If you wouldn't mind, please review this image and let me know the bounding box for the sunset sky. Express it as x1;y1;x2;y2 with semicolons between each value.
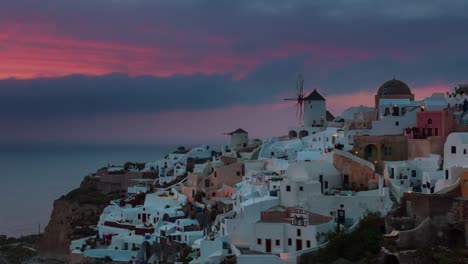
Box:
1;0;468;144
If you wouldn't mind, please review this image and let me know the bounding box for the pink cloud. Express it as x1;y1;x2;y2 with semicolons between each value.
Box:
0;22;259;79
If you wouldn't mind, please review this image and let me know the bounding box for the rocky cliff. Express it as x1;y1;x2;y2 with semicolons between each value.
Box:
38;176;121;259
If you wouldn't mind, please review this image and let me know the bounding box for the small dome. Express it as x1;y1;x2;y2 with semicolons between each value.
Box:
377;79;412;96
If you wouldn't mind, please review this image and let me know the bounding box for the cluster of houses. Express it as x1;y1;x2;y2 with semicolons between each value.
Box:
69;79;468;263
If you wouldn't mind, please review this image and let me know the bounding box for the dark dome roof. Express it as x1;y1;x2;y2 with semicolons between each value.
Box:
377;79;412;96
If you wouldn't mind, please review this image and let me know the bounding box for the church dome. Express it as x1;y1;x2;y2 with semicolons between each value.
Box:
377;79;412;96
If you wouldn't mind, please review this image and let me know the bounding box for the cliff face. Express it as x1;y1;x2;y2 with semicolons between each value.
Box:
39;176;121;258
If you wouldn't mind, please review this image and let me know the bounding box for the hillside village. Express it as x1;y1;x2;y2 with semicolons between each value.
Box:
57;79;468;264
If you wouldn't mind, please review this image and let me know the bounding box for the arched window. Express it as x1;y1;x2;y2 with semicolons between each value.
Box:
428;118;432;125
401;107;407;115
384;107;390;116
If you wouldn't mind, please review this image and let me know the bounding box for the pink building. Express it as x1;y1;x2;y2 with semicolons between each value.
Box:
411;109;455;138
405;109;456;158
182;161;245;203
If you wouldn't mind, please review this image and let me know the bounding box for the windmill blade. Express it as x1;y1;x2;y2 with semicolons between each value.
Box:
284;98;299;101
296;75;300;96
299;101;304;125
296;102;300;119
299;74;305;99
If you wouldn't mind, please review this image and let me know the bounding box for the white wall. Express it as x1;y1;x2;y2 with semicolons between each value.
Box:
371;110;417;135
224;197;280;247
444;133;468;170
231;133;249;150
251;220;334;255
280;187;392;223
304;100;326;127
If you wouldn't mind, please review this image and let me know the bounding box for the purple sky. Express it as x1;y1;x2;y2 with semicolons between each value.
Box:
1;0;467;144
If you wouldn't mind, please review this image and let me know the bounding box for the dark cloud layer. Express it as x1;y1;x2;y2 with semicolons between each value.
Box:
0;58;303;119
1;0;468;142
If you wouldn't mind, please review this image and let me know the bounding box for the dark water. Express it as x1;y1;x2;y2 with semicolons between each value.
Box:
0;143;179;237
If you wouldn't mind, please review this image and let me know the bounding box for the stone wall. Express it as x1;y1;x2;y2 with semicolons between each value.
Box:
333;152;378;190
390;188;468;248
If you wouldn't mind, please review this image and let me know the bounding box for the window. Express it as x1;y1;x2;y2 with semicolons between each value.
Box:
288;238;292;246
297;229;301;237
384;107;390;116
395;121;399;126
325;181;329;189
205;179;210;188
307;240;311;248
464;149;467;155
286;185;291;192
299;186;303;191
276;240;280;246
212;192;216;197
435;128;439;136
428;118;432;124
428;128;432;136
138;214;141;220
257;238;261;245
236;171;241;176
452;146;457;154
446;170;449;180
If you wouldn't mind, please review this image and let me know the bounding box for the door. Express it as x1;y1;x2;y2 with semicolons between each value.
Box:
142;213;147;223
343;175;349;190
319;175;324;194
296;239;302;251
337;209;345;224
266;239;271;253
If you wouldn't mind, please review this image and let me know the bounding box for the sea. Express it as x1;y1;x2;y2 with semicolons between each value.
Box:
0;143;183;238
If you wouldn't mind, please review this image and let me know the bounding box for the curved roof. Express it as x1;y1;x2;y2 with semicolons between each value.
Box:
377;79;412;96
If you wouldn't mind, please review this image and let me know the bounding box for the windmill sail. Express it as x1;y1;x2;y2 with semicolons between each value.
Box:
284;74;305;125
